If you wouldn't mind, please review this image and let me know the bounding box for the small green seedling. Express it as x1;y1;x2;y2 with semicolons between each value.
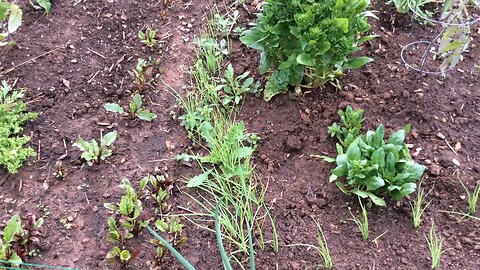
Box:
104;93;157;122
349;199;369;240
0;214;44;266
106;246;132;264
29;0;52;13
327;106;364;147
460;180;480;215
0;2;22;46
425;221;446;269
140;175;172;214
410;180;431;228
132;58;153;92
73;130;117;165
217;63;260;106
138;27;158;50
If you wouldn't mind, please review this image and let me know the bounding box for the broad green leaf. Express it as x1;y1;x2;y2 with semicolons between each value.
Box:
329;174;338;182
36;0;52;13
347;143;361;160
367;193;386;206
3;215;21;243
187;171;210;188
238;146;254;159
371;148;385;168
136;109;157;121
0;2;10;20
357;35;377;44
351;189;369;198
104;203;117;212
279;53;297;69
259;52;272;74
155;219;169;232
400;182;417;196
106;246;121;259
72;138;90;152
101;131;117;147
296;53;315;66
364;176;385;191
8;252;22;265
344;57;373;69
331;164;348;177
132;93;143;109
372;124;384;148
8;5;22;33
388;129;405;145
104;103;124;114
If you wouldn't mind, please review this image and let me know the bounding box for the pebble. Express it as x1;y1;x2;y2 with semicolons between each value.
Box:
82;238;90;243
428;164;442;176
285;135;303;152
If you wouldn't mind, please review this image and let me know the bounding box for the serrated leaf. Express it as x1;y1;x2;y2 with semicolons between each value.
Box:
187;171;210;188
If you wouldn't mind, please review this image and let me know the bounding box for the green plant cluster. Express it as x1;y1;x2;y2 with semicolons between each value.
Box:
240;0;376;101
322;107;425;206
0;214;44;267
72;131;117;166
104;93;157;122
0;81;37;174
0;1;22;46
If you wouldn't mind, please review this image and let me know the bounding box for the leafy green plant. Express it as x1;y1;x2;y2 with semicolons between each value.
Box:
410;180;431;228
389;0;434;22
29;0;52;13
240;0;376;101
327;125;425;206
0;214;44;267
349;199;369;240
327;106;364;147
460;179;480;215
0;1;22;46
425;221;446;269
132;58;154;92
217;63;260;106
138;27;158;50
139;175;173;216
104;93;157;122
0;81;37;173
72;130;117;165
104;180;148;264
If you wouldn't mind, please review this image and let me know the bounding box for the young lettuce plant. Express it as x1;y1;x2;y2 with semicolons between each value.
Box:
240;0;376;101
104;93;157;122
0;2;22;46
73;130;117;165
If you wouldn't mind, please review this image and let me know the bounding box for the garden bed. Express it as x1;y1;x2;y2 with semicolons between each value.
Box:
1;0;479;269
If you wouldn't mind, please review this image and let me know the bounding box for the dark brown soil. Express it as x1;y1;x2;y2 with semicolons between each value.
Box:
1;1;479;270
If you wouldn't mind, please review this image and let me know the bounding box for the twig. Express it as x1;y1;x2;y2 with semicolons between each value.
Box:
87;48;106;59
444;139;458;156
87;70;101;84
0;41;70;75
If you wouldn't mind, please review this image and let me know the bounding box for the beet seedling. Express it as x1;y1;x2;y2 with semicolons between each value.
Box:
138;27;158;50
139;175;173;214
132;58;155;92
104;93;157;122
0;2;22;46
72;130;117;166
29;0;52;13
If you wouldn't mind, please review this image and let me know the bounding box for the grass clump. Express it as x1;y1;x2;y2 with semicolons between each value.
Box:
349;199;369;240
460;179;480;215
410;180;431;228
425;221;446;269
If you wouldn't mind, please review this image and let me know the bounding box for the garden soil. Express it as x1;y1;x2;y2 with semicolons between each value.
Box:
0;1;479;269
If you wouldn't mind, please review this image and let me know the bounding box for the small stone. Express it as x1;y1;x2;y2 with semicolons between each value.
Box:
71;59;78;63
82;238;90;243
93;206;99;212
474;245;480;250
437;133;446;140
428;164;442;176
165;140;175;150
454;142;462;151
452;158;460;166
66;216;74;222
285;135;303;152
4;198;12;204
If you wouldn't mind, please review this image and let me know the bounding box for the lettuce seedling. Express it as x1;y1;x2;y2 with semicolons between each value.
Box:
327;124;425;206
0;81;37;173
104;93;157;122
73;130;117;165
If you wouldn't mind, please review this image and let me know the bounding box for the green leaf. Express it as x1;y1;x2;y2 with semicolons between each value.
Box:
72;138;90;152
136;109;157;121
3;215;21;243
367;193;386;206
155;219;169;232
104;103;124;114
347;143;361;160
335;182;350;194
119;249;131;263
331;164;348;177
106;246;121;259
372;124;385;147
351;189;369;198
101;131;117;147
388;129;405;145
0;3;10;20
371;148;385;168
36;0;52;13
8;252;22;265
187;171;210;188
8;5;22;33
296;53;315;66
331;18;349;33
344;57;373;69
364;176;385;191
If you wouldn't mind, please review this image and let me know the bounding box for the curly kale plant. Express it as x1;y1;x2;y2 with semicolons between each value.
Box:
0;81;37;173
240;0;376;101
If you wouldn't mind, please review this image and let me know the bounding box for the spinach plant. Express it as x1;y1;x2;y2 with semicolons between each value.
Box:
240;0;376;101
104;180;148;265
0;81;37;173
104;93;157;122
72;130;117;165
138;27;158;50
0;1;22;46
217;63;260;106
